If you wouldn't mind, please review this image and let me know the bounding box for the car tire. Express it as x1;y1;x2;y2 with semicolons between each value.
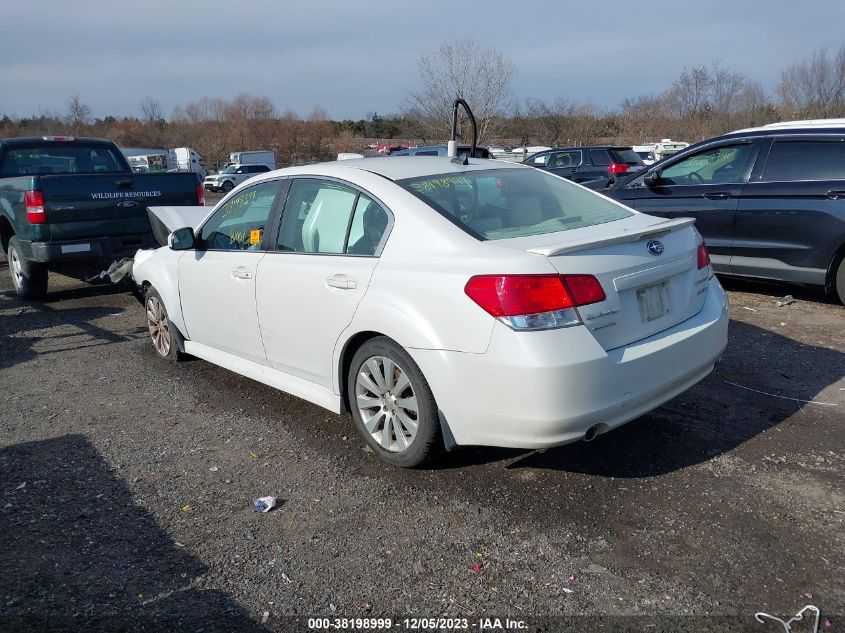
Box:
7;236;48;299
144;286;184;362
347;336;443;468
221;181;234;192
835;255;845;306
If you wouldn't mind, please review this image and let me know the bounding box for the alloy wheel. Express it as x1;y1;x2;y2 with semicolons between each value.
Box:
355;355;419;452
9;245;23;290
146;295;172;357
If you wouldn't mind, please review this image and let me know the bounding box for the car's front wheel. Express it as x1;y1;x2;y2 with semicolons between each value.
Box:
145;287;184;361
221;181;234;192
347;337;442;467
835;255;845;305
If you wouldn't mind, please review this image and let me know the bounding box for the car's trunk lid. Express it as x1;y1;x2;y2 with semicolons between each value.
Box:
492;215;709;351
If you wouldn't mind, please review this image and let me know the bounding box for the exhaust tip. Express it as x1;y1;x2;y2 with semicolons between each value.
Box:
583;425;600;442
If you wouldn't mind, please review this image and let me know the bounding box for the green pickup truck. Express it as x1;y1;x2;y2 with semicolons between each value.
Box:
0;136;204;298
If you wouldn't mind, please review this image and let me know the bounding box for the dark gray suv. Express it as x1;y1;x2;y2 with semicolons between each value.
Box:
604;121;845;304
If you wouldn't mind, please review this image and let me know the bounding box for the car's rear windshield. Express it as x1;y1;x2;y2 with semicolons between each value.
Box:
611;148;643;165
1;143;126;176
397;168;632;240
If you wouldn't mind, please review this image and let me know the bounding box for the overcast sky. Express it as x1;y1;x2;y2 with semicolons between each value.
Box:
2;1;844;121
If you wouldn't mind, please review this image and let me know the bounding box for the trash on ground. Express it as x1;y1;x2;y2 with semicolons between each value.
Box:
261;611;270;624
209;466;219;472
742;306;758;312
776;294;795;307
723;381;839;407
568;574;577;582
562;587;574;594
254;496;277;513
85;257;134;283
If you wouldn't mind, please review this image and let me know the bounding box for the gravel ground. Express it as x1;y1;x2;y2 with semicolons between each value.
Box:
1;255;843;632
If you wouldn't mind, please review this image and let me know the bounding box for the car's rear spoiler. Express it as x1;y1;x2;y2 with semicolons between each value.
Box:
526;217;696;257
147;205;208;247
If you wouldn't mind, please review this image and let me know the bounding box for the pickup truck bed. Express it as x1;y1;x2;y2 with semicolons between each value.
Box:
0;137;203;298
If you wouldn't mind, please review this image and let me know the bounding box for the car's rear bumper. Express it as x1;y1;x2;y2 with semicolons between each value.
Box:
409;278;729;449
21;233;158;265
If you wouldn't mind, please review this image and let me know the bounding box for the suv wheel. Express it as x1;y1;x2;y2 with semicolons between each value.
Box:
221;181;234;192
347;337;443;468
835;256;845;305
7;236;48;299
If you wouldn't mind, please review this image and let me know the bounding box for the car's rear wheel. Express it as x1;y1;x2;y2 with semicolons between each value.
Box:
347;337;442;468
221;181;234;192
145;287;183;361
8;236;48;299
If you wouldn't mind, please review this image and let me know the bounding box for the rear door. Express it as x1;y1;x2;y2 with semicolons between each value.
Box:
733;134;845;284
256;178;392;388
613;139;762;273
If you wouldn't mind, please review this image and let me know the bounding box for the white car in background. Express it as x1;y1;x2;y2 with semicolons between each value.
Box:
134;157;728;467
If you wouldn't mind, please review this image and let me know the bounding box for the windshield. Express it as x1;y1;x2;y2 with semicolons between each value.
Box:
397;168;632;240
1;144;126;176
221;165;238;174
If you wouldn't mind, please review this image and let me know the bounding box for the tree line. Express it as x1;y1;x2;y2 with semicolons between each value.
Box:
2;44;843;169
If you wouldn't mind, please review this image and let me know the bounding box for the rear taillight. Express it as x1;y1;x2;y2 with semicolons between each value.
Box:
196;183;205;206
464;274;605;331
607;163;629;175
697;241;711;270
25;190;46;224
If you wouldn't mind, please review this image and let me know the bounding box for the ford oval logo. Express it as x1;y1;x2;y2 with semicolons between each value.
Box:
117;200;139;208
647;240;664;256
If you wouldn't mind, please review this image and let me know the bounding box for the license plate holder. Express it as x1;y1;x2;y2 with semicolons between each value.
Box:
637;282;670;322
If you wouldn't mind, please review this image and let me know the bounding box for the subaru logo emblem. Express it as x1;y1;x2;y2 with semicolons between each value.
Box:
647;240;664;256
117;200;139;208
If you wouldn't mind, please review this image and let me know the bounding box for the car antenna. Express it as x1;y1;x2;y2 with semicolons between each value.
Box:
448;98;477;165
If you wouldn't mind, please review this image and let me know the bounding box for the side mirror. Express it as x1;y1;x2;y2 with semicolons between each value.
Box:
644;170;661;187
168;227;196;250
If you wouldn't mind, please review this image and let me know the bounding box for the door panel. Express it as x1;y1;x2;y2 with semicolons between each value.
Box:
616;140;762;273
178;250;267;362
256;254;378;387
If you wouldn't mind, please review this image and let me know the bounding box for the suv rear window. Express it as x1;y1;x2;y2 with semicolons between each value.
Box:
1;144;125;176
762;141;845;181
398;168;632;240
610;148;644;165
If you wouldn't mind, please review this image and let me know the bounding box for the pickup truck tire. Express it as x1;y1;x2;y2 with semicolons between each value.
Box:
221;181;234;192
145;286;184;362
7;236;48;299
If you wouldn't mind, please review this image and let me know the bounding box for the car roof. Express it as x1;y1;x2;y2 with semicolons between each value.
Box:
730;118;845;135
261;156;526;181
0;136;114;146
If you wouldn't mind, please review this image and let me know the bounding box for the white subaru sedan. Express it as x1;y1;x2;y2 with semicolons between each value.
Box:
134;157;728;467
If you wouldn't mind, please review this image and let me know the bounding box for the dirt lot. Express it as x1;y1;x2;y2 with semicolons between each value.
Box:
1;257;843;632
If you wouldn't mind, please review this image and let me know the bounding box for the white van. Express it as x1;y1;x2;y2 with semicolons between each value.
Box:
228;151;275;170
168;147;207;178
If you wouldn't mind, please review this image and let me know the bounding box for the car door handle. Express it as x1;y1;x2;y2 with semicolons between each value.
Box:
826;190;845;200
231;267;253;280
702;192;730;200
326;274;357;290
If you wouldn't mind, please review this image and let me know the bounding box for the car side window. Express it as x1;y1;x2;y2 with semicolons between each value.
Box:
415;150;438;156
530;153;550;166
276;179;358;254
590;149;611;166
199;180;281;251
761;141;845;181
346;194;390;256
659;144;754;185
550;151;580;168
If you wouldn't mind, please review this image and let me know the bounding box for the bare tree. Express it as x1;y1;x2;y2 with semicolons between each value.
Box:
140;96;163;124
406;39;515;144
778;46;845;118
65;93;91;130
